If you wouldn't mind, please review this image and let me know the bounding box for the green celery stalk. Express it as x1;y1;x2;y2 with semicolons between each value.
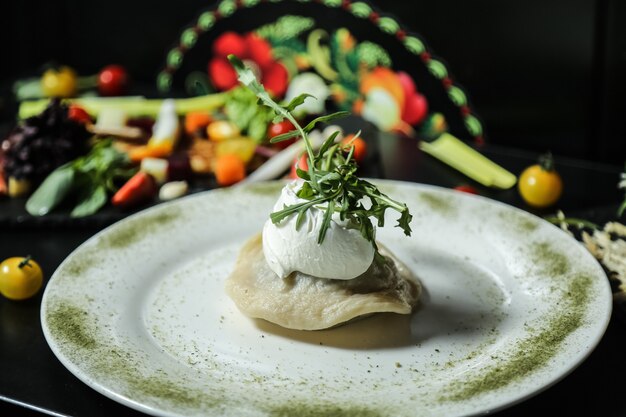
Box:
18;93;227;119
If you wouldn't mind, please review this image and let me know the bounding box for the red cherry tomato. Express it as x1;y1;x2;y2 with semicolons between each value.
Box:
98;65;129;96
67;105;92;124
341;134;367;163
213;32;248;59
402;93;428;125
261;61;289;97
289;153;309;179
268;120;296;149
208;57;239;91
454;185;478;195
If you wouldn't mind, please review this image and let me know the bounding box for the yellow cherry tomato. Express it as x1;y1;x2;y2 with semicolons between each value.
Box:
0;256;44;300
518;154;563;208
41;66;77;98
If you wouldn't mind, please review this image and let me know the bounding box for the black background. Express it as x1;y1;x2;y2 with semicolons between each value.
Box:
1;0;625;162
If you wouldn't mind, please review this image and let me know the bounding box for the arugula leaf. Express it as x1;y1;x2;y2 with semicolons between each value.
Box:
302;111;350;133
269;130;300;144
284;93;316;113
317;131;341;159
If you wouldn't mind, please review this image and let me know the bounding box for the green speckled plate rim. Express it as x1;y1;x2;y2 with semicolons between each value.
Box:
39;180;613;417
156;0;485;143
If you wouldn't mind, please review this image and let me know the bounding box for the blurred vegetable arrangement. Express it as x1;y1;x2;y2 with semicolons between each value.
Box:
2;15;502;217
2;94;366;217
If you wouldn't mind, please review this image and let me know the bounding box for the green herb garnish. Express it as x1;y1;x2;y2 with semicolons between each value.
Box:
26;139;135;217
228;55;412;246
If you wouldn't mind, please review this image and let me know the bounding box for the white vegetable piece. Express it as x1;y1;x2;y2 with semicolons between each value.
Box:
149;99;179;147
140;158;169;184
95;108;127;130
159;181;189;201
237;129;326;185
361;88;400;131
284;73;330;116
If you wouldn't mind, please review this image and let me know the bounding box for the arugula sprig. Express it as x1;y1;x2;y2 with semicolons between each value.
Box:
228;55;412;246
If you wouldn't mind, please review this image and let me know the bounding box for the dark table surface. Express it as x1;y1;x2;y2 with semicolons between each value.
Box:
1;132;625;417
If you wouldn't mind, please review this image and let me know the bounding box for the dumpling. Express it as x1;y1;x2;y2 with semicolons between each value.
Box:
225;234;421;330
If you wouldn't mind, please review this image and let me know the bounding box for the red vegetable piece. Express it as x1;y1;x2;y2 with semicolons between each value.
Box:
208;57;239;91
402;93;428;125
289;153;309;179
67;105;92;124
245;33;273;70
397;71;416;98
454;185;478;195
268;120;296;149
111;172;157;208
341;134;367;163
261;61;289;97
213;32;248;59
98;65;129;96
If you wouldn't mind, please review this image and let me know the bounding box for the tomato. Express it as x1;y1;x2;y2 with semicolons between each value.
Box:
67;104;92;124
41;66;77;98
0;256;43;300
289;153;309;179
518;153;563;208
341;134;367;163
454;185;478;195
267;120;296;149
98;65;129;96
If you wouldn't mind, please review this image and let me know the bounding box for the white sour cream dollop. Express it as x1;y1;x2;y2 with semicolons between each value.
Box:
262;180;375;280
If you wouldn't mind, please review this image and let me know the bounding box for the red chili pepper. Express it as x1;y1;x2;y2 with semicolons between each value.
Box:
68;105;92;124
111;172;157;208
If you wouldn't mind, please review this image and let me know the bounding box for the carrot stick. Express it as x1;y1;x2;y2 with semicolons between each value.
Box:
128;143;174;163
184;111;212;136
214;154;246;186
111;172;157;208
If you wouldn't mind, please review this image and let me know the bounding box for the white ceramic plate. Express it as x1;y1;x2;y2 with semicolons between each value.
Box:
41;181;612;417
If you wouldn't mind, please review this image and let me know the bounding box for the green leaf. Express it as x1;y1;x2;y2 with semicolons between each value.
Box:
302;111;350;133
248;111;271;142
270;130;300;143
296;168;311;181
318;199;335;244
284;93;316;113
296;181;316;199
270;197;324;224
26;166;75;216
317;131;341;158
71;185;108;218
357;42;392;68
295;209;307;231
229;55;283;114
397;205;413;236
